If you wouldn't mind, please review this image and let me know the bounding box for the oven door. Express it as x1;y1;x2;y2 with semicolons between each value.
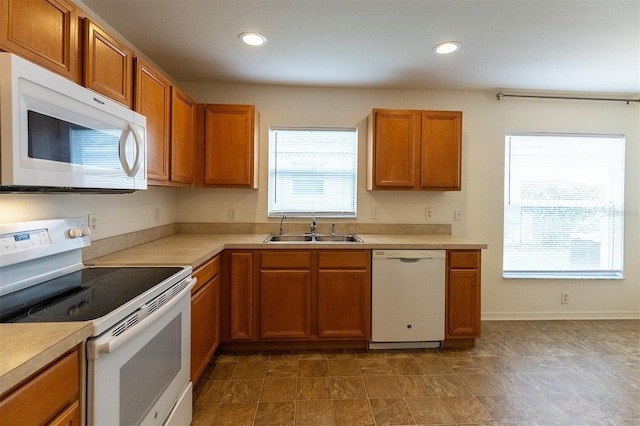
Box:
86;281;193;426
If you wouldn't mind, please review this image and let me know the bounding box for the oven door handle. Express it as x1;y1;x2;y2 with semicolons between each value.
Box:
87;277;196;360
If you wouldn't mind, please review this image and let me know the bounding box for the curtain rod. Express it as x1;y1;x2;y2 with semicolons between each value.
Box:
496;92;640;104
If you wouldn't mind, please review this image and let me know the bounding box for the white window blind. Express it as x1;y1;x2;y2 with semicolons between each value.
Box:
503;133;625;279
268;127;358;218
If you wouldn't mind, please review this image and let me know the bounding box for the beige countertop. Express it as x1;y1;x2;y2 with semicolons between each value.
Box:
86;233;487;269
1;232;486;396
0;322;92;395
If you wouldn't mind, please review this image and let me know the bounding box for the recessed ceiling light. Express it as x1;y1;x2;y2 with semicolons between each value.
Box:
239;32;267;46
433;41;461;54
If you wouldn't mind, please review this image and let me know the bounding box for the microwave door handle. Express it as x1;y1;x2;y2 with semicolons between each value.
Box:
118;123;142;177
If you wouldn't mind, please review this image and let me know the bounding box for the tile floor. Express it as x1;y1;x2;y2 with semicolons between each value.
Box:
192;320;640;425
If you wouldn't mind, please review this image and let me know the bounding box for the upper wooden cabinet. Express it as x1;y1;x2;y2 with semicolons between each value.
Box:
367;109;462;191
170;86;196;184
200;104;259;188
0;0;80;82
134;58;171;182
83;18;134;107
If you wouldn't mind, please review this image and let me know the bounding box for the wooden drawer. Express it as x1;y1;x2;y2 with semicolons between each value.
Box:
318;250;370;269
192;254;221;294
448;250;480;269
0;347;79;425
261;251;311;269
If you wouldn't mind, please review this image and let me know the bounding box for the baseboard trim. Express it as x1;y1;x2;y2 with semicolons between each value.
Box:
481;311;640;321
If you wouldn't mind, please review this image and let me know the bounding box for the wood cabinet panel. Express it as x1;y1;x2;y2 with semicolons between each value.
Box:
368;109;462;191
369;110;419;188
318;251;369;269
420;111;462;190
229;252;255;340
83;18;133;107
170;86;195;184
446;250;481;339
0;347;80;425
191;274;220;383
135;58;171;182
448;250;480;269
49;400;80;426
202;104;258;188
0;0;79;81
260;270;311;339
261;251;311;269
317;270;369;338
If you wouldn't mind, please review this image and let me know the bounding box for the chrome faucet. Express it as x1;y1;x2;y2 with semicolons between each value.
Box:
279;214;287;235
310;217;317;235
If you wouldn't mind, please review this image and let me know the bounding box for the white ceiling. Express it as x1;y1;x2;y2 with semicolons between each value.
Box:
82;0;640;95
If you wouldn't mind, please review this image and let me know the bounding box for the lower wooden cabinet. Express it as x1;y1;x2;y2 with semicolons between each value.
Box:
191;254;221;384
446;250;481;339
317;251;370;339
228;251;256;340
0;346;81;426
223;249;371;345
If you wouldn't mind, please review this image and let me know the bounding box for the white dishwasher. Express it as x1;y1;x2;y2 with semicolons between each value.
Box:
370;249;445;349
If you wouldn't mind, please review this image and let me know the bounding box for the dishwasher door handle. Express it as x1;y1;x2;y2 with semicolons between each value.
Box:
392;257;430;262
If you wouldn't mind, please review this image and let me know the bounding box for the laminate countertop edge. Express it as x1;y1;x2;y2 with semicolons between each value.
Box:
0;322;93;395
85;233;488;269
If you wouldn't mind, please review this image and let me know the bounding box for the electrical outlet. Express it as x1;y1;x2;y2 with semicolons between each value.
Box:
88;214;98;233
228;208;237;222
372;206;379;220
425;207;433;220
153;208;160;223
561;291;569;304
454;209;463;221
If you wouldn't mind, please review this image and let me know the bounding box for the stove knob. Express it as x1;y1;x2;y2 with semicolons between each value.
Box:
68;227;84;238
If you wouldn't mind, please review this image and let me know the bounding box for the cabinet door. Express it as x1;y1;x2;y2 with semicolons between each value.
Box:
191;275;220;383
49;400;80;426
229;252;255;340
420;111;462;190
83;19;133;107
0;0;79;82
134;58;171;182
0;348;79;425
446;251;481;339
317;251;370;340
317;270;369;339
260;270;311;339
369;109;420;189
170;87;195;184
203;104;258;188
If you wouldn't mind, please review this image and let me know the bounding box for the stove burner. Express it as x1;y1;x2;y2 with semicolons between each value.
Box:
28;291;114;320
0;266;185;323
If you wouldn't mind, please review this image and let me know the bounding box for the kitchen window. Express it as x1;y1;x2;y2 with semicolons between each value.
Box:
268;127;358;218
503;133;625;279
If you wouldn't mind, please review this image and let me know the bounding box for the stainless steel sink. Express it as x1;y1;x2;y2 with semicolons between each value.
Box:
263;233;363;243
264;234;313;242
313;234;363;242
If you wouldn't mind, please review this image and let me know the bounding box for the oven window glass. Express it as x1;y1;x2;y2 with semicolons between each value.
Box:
27;110;128;170
119;314;181;425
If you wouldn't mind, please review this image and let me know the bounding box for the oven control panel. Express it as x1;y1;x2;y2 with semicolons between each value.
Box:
0;228;51;255
0;217;91;268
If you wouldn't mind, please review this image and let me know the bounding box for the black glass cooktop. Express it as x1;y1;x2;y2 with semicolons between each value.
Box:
0;267;183;323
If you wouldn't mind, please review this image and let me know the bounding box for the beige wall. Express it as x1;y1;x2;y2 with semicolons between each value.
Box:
180;82;640;320
1;82;638;319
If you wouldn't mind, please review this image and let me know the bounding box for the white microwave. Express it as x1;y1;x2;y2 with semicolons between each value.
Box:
0;53;147;193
